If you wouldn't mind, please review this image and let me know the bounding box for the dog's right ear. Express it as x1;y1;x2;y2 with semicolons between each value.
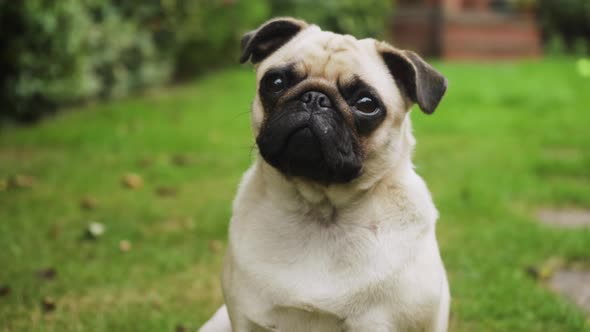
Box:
240;17;308;64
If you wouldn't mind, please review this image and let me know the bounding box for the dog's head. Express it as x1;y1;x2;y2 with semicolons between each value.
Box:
241;18;448;185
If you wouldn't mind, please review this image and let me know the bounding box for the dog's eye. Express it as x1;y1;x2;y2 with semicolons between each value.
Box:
354;96;378;114
262;73;287;94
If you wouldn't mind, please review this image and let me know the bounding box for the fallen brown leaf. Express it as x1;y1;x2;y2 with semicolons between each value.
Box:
121;173;143;189
138;156;155;168
171;154;195;167
9;174;36;189
37;268;57;280
175;324;188;332
208;240;223;254
156;186;178;197
539;257;566;280
0;285;10;297
49;222;63;239
525;266;539;279
41;296;56;313
80;196;99;210
119;240;132;252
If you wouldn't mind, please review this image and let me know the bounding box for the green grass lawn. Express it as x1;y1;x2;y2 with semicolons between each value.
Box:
1;59;589;332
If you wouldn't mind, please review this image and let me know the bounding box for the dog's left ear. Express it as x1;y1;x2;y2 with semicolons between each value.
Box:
378;44;448;114
240;17;309;64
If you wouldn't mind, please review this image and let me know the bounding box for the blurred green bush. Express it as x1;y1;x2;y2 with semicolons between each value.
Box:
0;0;271;122
0;0;392;123
271;0;392;39
537;0;590;55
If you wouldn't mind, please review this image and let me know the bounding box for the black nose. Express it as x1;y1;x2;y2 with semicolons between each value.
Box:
300;91;333;109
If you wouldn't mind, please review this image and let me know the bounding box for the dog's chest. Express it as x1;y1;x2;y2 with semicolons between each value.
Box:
225;170;442;331
242;264;386;332
241;269;425;332
229;211;428;332
251;307;344;332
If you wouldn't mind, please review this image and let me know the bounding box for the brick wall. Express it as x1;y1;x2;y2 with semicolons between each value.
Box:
442;13;542;60
390;1;542;60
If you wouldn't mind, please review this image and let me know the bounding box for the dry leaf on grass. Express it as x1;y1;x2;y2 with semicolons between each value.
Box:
41;296;57;313
208;240;223;254
138;156;155;168
527;257;567;280
171;154;196;167
175;324;188;332
0;285;10;297
121;173;143;189
37;268;57;280
119;240;132;252
156;186;178;197
49;223;63;239
80;196;99;210
9;174;36;189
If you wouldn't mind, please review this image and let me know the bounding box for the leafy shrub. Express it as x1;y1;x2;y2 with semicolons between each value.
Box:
544;33;567;56
270;0;393;39
168;0;271;79
0;0;270;122
1;1;94;121
538;0;590;54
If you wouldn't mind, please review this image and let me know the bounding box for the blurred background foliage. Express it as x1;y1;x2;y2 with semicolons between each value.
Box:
0;0;588;123
0;0;271;122
537;0;590;55
270;0;392;39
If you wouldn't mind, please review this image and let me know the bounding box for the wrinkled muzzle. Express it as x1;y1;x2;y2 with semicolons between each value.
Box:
256;90;363;184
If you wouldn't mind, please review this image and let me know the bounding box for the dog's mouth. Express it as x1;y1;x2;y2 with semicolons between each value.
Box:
279;125;325;172
256;110;363;184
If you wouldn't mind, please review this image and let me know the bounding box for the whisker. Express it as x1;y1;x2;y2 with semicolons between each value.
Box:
230;110;251;121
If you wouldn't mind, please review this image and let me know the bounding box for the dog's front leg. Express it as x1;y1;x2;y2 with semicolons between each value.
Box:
199;305;232;332
198;306;261;332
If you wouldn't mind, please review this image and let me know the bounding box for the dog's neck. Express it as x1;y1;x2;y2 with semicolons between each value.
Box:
255;116;416;224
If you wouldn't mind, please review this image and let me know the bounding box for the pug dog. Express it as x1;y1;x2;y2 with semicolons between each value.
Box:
199;17;449;332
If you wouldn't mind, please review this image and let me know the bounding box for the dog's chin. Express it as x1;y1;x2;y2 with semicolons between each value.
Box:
256;112;363;184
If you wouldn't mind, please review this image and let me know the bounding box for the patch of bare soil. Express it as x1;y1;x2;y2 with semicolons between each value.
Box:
549;269;590;315
542;147;583;160
536;208;590;228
